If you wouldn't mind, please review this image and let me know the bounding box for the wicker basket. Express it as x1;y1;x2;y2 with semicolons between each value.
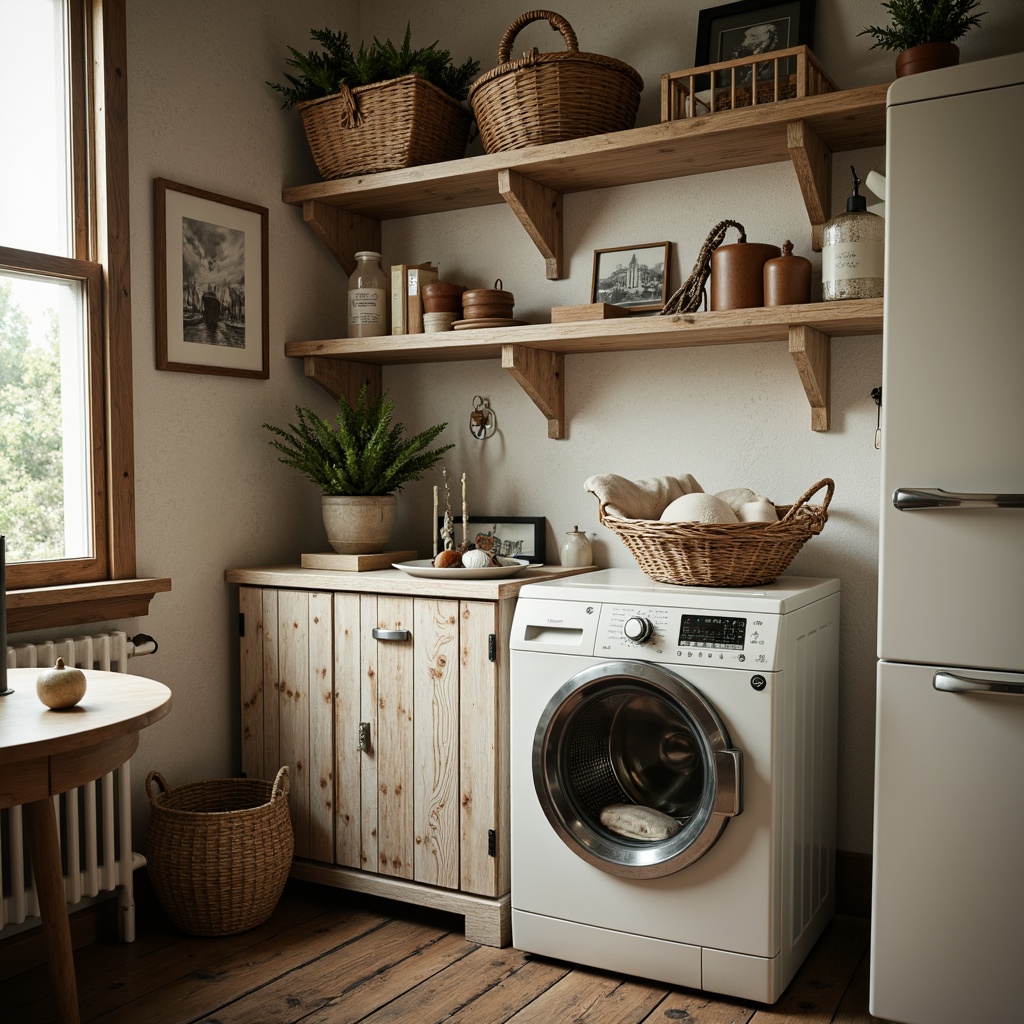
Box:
468;10;643;153
145;767;293;936
298;74;472;179
598;478;834;587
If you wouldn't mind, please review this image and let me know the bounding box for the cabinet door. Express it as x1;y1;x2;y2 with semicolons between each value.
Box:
333;593;362;868
238;587;333;861
460;599;511;897
413;598;460;889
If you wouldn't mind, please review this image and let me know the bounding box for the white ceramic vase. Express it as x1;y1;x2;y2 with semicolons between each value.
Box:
322;495;396;554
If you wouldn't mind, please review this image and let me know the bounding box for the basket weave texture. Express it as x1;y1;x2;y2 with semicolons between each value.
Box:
598;478;834;587
299;74;472;179
469;10;643;153
145;767;293;936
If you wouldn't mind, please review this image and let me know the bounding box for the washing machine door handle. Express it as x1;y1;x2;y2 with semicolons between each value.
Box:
714;749;743;817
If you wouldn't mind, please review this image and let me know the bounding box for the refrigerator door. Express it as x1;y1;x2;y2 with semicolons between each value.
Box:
870;660;1024;1023
878;59;1024;670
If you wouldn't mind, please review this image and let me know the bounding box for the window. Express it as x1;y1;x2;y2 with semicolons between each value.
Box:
0;1;164;629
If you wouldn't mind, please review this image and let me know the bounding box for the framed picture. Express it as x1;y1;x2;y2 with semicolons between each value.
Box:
155;178;269;378
695;0;816;66
437;516;546;564
591;242;670;313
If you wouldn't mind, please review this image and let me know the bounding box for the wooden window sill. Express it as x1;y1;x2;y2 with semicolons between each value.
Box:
6;578;172;633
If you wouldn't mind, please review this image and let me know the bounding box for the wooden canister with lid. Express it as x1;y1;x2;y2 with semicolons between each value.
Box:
710;238;781;310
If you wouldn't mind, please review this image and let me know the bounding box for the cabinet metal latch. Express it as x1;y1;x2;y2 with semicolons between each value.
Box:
358;722;372;753
487;829;496;857
238;612;245;638
488;634;496;662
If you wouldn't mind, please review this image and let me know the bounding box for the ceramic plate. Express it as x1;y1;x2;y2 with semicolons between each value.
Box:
451;318;528;330
392;558;533;580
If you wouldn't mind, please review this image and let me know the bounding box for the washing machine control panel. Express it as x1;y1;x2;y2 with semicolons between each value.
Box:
596;603;781;668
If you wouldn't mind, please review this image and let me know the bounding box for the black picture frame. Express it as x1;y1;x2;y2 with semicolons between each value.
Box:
437;515;546;564
695;0;816;66
591;242;670;313
155;178;269;379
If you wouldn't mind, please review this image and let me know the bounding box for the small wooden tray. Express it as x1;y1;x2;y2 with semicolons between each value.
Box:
300;550;417;572
551;302;632;323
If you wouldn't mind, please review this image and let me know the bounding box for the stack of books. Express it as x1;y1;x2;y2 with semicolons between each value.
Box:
390;261;438;335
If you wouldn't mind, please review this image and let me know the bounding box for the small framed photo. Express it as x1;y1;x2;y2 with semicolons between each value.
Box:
155;178;269;378
695;0;816;66
438;516;546;564
591;242;670;313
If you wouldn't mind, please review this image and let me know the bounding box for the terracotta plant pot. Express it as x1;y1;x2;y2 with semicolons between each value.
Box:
895;42;959;78
421;281;465;314
321;494;396;554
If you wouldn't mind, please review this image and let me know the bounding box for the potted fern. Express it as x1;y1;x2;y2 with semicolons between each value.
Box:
860;1;987;77
269;24;479;179
264;386;454;554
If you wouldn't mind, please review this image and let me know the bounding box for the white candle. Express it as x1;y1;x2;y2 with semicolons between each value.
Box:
461;473;467;547
432;486;438;557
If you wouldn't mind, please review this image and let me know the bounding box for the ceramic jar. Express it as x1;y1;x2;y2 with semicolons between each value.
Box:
559;526;593;567
764;241;812;305
711;239;781;310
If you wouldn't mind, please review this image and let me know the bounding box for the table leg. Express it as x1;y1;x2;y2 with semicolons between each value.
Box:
23;798;81;1024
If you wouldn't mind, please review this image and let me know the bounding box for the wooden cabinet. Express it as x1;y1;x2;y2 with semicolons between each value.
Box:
281;84;889;434
229;564;589;945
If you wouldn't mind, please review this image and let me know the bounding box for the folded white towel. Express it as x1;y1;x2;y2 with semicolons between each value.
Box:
737;499;778;523
585;472;703;520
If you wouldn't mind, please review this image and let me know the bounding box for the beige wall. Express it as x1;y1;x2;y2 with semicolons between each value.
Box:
53;1;1022;851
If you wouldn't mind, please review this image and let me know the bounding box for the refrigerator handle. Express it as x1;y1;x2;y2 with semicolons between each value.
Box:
893;487;1024;511
934;670;1024;697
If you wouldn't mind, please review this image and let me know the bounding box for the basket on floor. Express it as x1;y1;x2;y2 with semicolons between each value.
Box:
597;478;834;586
468;10;643;153
145;766;293;936
299;74;472;179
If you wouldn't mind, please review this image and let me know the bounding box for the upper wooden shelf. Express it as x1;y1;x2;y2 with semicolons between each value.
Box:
282;83;889;276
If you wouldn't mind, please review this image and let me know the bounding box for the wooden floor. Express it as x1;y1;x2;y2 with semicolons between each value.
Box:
3;881;892;1024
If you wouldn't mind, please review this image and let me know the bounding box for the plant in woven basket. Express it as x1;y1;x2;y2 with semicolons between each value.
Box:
859;0;986;50
268;23;479;107
263;385;453;497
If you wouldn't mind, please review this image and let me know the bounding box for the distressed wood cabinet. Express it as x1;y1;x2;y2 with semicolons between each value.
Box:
226;564;590;945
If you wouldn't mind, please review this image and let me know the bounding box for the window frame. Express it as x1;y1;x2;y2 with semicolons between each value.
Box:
3;0;170;631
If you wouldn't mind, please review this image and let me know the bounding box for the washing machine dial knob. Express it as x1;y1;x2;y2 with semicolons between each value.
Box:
622;616;654;643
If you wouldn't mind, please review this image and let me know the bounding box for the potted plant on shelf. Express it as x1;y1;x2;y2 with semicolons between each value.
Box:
264;386;454;554
269;24;479;179
860;0;987;77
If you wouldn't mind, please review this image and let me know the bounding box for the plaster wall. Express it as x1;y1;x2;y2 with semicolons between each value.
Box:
34;0;1020;853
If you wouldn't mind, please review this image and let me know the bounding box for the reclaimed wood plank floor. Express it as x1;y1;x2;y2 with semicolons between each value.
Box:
3;882;894;1024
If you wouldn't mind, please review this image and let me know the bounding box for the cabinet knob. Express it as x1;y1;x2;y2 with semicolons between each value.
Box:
371;627;411;641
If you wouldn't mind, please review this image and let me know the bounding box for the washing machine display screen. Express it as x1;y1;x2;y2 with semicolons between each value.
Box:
678;614;746;650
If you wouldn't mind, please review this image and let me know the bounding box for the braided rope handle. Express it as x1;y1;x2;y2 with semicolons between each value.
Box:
498;10;579;64
145;770;170;802
661;220;746;315
271;765;290;801
773;478;835;527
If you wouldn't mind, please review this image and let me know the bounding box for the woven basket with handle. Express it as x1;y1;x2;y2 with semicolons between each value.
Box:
298;74;472;179
145;766;293;936
597;478;834;587
468;10;643;153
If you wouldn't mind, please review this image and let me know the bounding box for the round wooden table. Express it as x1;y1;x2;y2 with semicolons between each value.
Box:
0;668;172;1024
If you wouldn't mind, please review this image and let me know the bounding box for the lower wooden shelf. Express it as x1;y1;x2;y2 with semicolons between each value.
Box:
284;298;883;436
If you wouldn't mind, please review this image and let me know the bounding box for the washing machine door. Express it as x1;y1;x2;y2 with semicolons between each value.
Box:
533;659;742;878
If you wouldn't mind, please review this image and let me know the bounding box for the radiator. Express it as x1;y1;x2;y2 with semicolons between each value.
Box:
1;631;156;943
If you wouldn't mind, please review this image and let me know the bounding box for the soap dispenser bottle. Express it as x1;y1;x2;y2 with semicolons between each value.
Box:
821;166;884;301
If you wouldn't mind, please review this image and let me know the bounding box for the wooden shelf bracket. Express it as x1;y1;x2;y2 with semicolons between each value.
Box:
787;120;831;252
302;357;382;406
788;324;830;431
497;169;564;280
501;344;565;439
303;201;381;275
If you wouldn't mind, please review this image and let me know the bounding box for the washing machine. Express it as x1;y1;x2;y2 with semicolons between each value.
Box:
509;568;839;1003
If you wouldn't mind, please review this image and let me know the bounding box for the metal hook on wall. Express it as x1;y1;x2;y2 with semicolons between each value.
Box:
470;395;496;440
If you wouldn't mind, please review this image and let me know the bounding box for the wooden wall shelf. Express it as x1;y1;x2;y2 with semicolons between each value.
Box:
285;299;883;437
283;83;889;277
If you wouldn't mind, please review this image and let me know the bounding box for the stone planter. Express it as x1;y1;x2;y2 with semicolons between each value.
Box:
322;495;396;554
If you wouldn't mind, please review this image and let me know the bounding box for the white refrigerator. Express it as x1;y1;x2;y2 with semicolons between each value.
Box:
871;53;1024;1023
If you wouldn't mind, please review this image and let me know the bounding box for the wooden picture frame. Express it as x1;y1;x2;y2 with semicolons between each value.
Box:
437;515;546;564
155;178;269;378
695;0;816;66
591;242;670;313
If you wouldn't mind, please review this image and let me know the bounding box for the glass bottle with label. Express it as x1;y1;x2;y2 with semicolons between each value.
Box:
347;251;387;337
821;167;884;301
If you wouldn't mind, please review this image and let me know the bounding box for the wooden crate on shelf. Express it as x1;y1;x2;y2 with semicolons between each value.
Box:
661;46;837;121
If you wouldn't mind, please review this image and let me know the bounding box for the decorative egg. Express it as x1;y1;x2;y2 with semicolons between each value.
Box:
659;493;739;524
433;549;463;568
461;548;493;569
36;657;87;709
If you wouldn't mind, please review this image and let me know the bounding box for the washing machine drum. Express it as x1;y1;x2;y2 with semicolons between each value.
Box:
533;660;742;878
